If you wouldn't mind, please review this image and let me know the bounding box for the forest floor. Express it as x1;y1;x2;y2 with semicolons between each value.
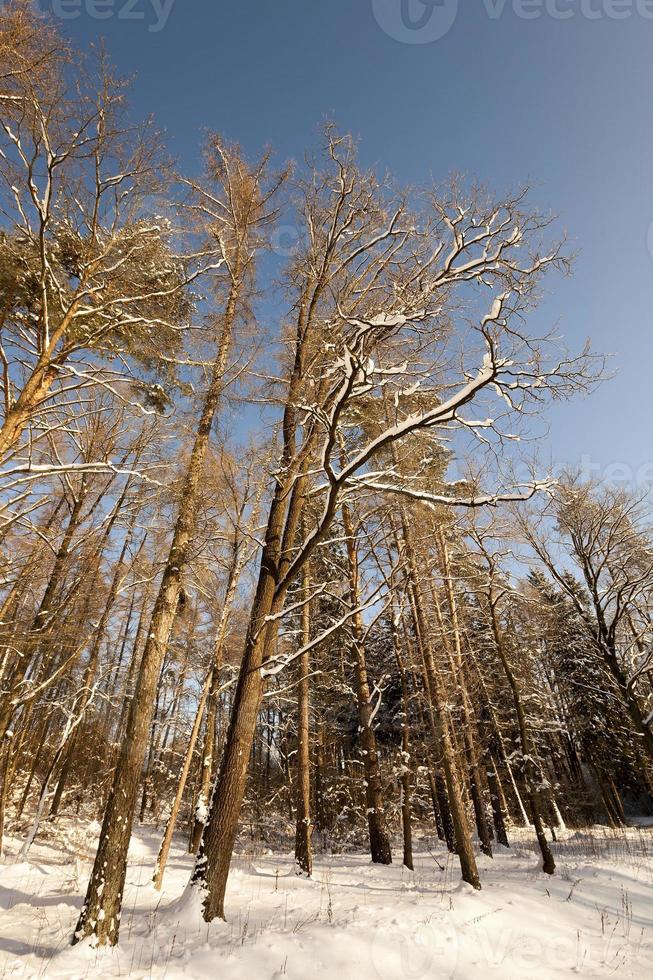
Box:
1;818;652;979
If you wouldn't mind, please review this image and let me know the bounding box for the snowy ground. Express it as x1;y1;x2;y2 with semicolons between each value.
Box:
1;819;652;979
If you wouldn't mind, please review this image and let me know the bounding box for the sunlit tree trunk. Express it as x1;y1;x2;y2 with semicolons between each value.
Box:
436;538;493;859
401;516;480;889
190;519;249;854
74;283;239;946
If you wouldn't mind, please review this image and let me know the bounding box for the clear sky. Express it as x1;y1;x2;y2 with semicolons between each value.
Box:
47;0;653;488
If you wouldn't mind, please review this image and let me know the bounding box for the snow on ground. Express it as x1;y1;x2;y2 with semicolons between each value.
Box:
1;819;652;979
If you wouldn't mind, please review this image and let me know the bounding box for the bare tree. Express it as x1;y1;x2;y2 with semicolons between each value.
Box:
467;523;555;874
0;3;221;466
73;139;284;946
190;133;595;921
523;480;653;778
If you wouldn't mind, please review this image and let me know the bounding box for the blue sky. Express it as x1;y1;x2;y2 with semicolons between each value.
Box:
48;0;653;486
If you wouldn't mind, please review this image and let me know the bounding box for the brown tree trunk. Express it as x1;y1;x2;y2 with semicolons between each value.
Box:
342;501;392;866
398;698;414;871
0;737;11;856
433;547;493;860
189;522;248;854
392;611;414;871
190;568;272;920
73;287;237;946
401;517;480;889
314;724;328;845
191;448;313;919
139;670;165;824
293;561;312;876
188;239;355;921
411;663;451;848
0;310;75;459
48;733;76;820
426;769;445;842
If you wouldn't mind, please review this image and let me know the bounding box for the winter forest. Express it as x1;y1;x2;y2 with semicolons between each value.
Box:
1;2;653;978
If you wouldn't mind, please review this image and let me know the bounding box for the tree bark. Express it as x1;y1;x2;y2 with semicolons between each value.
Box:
189;521;248;854
433;545;493;859
293;561;312;876
342;501;392;865
73;282;238;946
401;516;480;888
391;610;414;870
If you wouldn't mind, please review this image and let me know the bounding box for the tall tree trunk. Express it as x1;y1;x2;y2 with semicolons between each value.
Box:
188;244;342;921
190;564;273;920
314;724;328;846
401;516;480;889
410;661;452;848
139;666;166;824
189;667;220;855
73;285;238;946
48;732;76;821
189;526;247;854
341;501;392;865
426;769;446;842
392;618;414;871
191;447;310;920
294;561;312;876
433;545;493;859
